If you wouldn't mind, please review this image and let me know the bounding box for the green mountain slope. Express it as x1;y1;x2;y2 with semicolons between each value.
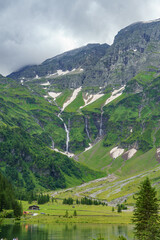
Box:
0;76;104;196
78;71;160;180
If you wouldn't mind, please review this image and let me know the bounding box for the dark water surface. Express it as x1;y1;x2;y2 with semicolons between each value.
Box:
0;223;134;240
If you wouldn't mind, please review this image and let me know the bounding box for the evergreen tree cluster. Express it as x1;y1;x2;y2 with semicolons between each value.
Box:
0;172;22;217
117;204;127;213
80;197;106;206
37;194;50;204
62;197;107;206
63;197;74;205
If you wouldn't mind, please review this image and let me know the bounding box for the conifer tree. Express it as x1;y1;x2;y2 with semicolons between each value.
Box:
133;177;160;240
117;237;127;240
73;210;77;216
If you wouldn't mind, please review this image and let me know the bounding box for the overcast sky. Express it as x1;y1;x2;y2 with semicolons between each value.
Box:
1;0;160;76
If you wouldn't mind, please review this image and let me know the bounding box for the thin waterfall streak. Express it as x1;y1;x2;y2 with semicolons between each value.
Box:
52;140;54;149
64;122;69;152
85;117;91;141
99;107;104;136
57;112;70;153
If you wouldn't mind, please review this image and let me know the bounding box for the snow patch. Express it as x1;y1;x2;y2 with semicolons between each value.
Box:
35;75;39;79
46;72;57;78
57;68;83;75
62;87;82;111
57;70;69;76
104;86;125;106
124;148;137;160
157;148;160;161
40;81;50;86
80;93;104;109
20;80;24;85
142;18;160;24
48;92;62;99
110;146;124;159
84;144;93;152
157;148;160;154
45;68;83;78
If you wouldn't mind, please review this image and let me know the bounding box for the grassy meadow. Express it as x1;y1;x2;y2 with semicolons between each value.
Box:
21;200;133;224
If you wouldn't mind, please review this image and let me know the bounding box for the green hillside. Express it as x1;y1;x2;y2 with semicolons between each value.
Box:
0;77;104;198
77;71;160;183
0;69;160;203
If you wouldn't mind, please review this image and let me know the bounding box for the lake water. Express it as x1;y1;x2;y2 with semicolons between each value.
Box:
0;223;134;240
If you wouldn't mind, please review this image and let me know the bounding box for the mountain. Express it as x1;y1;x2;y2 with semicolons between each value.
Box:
1;19;160;200
96;19;160;86
8;43;109;89
8;19;160;89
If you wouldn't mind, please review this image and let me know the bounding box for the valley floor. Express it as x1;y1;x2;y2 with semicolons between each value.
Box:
18;164;160;225
20;201;133;224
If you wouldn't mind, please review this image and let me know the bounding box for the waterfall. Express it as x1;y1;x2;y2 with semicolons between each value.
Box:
51;140;54;149
85;117;91;141
57;112;70;153
99;106;104;136
64;119;70;153
49;136;55;150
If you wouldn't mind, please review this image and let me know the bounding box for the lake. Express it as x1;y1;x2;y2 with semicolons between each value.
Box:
0;223;134;240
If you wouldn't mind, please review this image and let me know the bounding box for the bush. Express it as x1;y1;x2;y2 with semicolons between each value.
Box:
117;236;127;240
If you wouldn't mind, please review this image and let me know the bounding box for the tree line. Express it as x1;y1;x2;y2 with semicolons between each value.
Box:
63;196;107;206
0;172;22;217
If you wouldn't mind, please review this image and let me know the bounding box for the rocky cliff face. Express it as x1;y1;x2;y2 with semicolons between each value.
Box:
96;19;160;86
8;19;160;89
8;43;109;82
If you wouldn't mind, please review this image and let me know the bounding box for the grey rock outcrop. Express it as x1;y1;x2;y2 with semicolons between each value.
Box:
8;19;160;89
8;43;109;83
96;19;160;86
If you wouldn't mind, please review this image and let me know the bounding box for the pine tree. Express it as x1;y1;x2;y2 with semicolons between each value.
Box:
64;210;69;218
132;177;160;240
117;204;122;213
73;210;77;216
117;236;127;240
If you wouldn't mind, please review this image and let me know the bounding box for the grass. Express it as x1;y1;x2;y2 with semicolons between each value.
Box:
132;71;156;86
119;148;158;177
78;140;113;172
21;200;133;224
49;162;160;208
82;93;111;112
56;89;73;107
65;91;85;112
78;141;158;179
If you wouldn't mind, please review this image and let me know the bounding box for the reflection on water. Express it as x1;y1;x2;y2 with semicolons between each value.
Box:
0;223;134;240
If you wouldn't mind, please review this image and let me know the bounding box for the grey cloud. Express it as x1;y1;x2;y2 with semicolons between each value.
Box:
0;0;160;75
